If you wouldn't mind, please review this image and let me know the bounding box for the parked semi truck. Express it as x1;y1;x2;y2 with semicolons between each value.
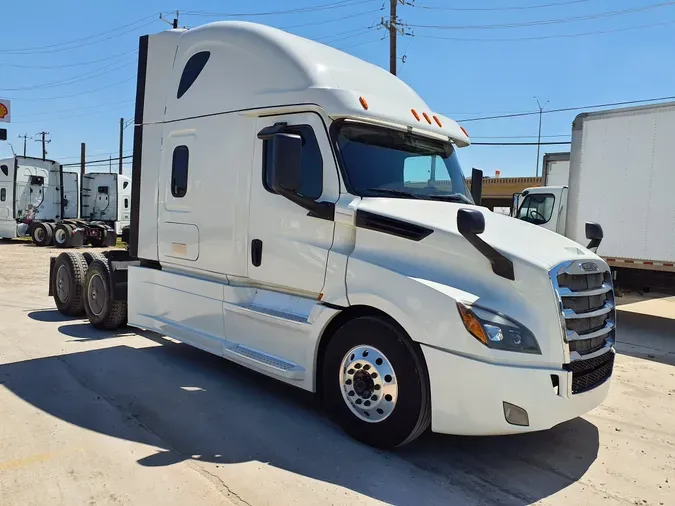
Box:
48;22;617;448
0;155;79;243
515;102;675;289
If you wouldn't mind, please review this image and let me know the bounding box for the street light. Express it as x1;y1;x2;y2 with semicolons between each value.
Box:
534;96;549;178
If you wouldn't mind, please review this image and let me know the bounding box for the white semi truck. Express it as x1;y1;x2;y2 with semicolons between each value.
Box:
80;172;132;235
48;22;617;448
515;102;675;290
0;155;79;244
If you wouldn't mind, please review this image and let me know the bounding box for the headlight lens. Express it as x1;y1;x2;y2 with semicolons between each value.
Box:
456;302;541;354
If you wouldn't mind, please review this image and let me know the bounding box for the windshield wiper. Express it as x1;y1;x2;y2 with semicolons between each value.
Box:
363;188;421;199
427;193;473;204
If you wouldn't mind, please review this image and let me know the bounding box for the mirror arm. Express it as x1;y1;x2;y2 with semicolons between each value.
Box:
277;188;335;221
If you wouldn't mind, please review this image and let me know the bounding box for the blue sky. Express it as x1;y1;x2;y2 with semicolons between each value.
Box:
1;0;675;176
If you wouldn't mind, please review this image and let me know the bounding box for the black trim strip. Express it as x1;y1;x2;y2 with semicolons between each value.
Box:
355;210;433;241
128;34;149;259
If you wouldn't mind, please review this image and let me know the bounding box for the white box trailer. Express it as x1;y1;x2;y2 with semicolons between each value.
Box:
0;156;78;243
48;22;617;448
516;102;675;288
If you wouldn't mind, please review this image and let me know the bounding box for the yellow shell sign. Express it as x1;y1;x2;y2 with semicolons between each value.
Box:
0;99;10;123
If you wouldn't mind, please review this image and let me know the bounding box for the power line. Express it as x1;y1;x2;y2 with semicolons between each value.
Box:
314;27;373;40
448;95;675;123
416;18;675;42
62;155;132;167
409;1;675;30
0;50;137;69
1;18;157;55
15;100;134;119
0;59;136;91
0;15;157;54
7;76;135;101
335;37;385;50
321;28;378;43
182;0;370;17
415;0;593;11
279;8;384;29
472;141;571;146
12;105;135;125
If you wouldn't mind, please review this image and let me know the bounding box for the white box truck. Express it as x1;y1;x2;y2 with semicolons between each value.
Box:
48;22;617;448
515;102;675;290
542;152;570;186
0;156;79;244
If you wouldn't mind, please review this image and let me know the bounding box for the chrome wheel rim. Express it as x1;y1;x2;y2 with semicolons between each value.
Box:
55;228;67;244
339;345;398;423
55;265;70;302
88;274;106;316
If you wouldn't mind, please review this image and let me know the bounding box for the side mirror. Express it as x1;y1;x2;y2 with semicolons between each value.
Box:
269;133;302;194
585;222;603;252
457;208;485;236
470;168;483;206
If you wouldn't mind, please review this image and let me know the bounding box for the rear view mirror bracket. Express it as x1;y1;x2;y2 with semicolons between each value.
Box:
458;208;515;281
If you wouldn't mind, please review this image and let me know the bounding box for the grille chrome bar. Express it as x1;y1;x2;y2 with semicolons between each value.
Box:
563;301;614;319
566;320;615;341
558;283;613;297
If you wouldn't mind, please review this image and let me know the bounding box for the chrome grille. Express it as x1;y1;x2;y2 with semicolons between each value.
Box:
550;260;616;394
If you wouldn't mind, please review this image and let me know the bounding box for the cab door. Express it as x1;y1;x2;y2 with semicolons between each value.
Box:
247;112;340;297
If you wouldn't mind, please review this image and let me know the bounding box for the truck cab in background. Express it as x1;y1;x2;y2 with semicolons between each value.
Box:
0;156;78;243
514;185;568;235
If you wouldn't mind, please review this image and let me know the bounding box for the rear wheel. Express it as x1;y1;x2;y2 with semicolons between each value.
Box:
322;316;431;448
52;252;88;316
83;259;127;330
82;251;107;265
53;223;73;248
31;222;53;247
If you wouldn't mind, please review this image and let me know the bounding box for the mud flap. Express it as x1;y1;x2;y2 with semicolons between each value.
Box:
48;256;56;296
105;227;117;247
70;228;85;247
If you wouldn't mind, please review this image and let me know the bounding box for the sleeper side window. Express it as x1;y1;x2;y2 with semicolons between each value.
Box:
171;145;189;198
1;188;5;201
263;126;323;200
177;51;211;99
1;165;8;177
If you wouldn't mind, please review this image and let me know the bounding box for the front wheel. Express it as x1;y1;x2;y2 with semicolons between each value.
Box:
322;316;431;448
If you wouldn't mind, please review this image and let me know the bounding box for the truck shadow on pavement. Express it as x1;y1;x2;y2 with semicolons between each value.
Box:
27;309;82;323
0;323;601;505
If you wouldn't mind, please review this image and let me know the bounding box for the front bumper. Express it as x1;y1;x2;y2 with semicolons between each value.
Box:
422;344;612;436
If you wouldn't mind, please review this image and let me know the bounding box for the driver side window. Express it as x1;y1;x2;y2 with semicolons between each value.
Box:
518;193;555;225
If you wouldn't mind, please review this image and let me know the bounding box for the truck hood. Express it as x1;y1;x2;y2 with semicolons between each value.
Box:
354;197;601;269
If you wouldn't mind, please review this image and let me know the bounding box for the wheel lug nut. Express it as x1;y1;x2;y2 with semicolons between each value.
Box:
345;379;352;385
363;364;371;371
348;391;355;397
371;395;377;401
374;384;381;390
364;400;371;407
371;372;378;379
354;363;362;369
348;369;354;375
355;399;362;405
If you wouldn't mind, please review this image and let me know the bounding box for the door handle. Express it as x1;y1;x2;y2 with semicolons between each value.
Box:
251;239;263;267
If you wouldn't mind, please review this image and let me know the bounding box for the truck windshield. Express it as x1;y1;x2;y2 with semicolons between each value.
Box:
517;193;555;225
335;122;473;203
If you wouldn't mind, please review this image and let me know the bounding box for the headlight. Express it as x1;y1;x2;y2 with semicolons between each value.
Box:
456;302;541;354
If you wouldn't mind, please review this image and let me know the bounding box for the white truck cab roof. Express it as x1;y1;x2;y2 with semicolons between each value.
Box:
146;21;470;147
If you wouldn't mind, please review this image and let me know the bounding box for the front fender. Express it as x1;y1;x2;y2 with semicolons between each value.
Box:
346;255;564;367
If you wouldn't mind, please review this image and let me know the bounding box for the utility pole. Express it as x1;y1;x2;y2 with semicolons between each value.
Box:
80;143;86;178
18;134;31;156
34;131;51;160
381;1;411;76
534;97;549;178
119;118;124;175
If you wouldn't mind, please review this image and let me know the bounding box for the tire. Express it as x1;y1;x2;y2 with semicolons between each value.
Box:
51;252;89;316
83;259;127;330
322;316;431;449
82;251;107;265
53;223;73;248
31;222;53;247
